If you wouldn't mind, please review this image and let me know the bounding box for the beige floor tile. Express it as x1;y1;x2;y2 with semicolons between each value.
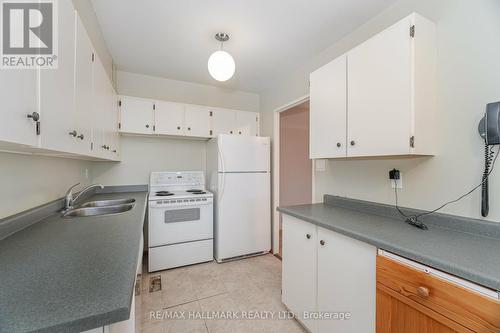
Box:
140;254;305;333
162;301;208;333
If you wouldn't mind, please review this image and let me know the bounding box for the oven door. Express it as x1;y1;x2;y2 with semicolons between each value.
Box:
148;202;213;247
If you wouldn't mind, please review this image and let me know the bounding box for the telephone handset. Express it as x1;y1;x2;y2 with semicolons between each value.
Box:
478;101;500;217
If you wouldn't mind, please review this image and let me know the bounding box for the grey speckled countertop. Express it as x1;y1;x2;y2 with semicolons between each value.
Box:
278;195;500;292
0;190;148;333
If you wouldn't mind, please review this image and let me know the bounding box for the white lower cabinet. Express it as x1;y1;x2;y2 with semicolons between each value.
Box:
281;214;376;333
282;215;318;332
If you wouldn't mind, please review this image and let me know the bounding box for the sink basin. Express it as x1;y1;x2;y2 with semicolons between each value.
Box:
79;198;136;208
63;203;134;218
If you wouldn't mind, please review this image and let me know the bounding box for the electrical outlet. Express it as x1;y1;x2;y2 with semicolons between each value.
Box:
391;174;403;189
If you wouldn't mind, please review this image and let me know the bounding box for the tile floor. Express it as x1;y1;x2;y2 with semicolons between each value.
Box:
137;254;306;333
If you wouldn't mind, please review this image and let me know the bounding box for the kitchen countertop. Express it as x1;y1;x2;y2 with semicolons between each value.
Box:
0;190;148;333
278;195;500;292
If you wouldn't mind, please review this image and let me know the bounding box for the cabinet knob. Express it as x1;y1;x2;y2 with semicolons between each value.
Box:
239;131;242;135
320;240;325;246
350;140;356;146
69;130;77;137
177;126;181;130
112;149;117;153
306;234;311;239
188;127;191;131
77;134;84;140
146;124;150;128
230;131;233;134
416;286;430;298
27;112;40;122
336;142;341;148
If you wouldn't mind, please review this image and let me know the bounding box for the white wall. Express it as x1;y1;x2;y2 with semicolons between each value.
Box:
0;153;91;218
92;72;260;185
262;0;500;221
92;136;206;185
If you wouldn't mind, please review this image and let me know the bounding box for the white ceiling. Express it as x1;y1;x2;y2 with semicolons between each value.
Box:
91;0;397;93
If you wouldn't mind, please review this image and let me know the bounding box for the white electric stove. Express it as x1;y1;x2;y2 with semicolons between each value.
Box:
148;171;214;272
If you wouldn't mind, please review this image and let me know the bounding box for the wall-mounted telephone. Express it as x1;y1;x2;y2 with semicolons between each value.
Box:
478;101;500;217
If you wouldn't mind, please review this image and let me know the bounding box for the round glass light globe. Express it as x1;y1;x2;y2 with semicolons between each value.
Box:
208;50;235;81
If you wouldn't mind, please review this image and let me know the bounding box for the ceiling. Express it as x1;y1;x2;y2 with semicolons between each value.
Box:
91;0;397;93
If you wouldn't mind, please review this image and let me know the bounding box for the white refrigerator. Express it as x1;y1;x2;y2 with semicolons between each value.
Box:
207;134;271;262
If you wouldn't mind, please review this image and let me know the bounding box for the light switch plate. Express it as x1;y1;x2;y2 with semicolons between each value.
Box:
315;159;327;172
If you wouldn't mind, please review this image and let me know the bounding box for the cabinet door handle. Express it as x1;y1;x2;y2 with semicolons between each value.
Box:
336;142;341;148
350;140;356;146
146;124;150;128
320;240;325;246
27;112;40;122
187;127;191;131
416;286;430;297
177;126;181;130
306;234;311;239
230;131;233;134
69;130;77;137
77;134;84;140
112;149;117;153
238;131;242;135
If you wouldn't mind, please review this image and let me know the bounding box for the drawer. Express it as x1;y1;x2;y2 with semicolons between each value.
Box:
377;255;500;333
149;239;213;272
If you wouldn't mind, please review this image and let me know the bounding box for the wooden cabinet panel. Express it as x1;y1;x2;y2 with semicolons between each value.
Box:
377;255;500;333
119;96;154;135
310;54;347;158
155;101;185;136
377;287;461;333
282;215;317;333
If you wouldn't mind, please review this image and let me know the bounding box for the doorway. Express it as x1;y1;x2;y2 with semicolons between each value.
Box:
277;100;313;257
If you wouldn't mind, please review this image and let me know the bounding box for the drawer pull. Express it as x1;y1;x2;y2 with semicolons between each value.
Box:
320;240;325;246
306;233;311;239
416;286;430;297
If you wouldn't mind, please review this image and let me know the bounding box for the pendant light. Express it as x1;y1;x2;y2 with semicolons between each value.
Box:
208;33;235;82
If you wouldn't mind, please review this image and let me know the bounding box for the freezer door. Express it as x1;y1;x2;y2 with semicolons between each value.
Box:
215;172;271;260
218;135;270;172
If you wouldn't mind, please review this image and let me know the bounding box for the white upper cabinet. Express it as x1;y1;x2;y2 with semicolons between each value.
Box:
310;54;347;158
119;96;260;139
211;108;237;136
236;111;259;136
74;15;94;156
347;16;411;157
38;0;76;154
184;106;211;137
0;68;39;148
119;96;155;135
310;13;436;159
155;101;185;136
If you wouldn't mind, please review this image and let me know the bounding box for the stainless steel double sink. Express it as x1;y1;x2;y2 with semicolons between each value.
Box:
62;198;136;218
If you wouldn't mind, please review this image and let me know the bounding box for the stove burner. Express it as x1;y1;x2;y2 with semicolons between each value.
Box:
156;191;174;196
186;189;203;193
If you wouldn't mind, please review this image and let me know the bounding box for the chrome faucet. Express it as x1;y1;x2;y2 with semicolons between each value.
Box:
64;183;104;211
